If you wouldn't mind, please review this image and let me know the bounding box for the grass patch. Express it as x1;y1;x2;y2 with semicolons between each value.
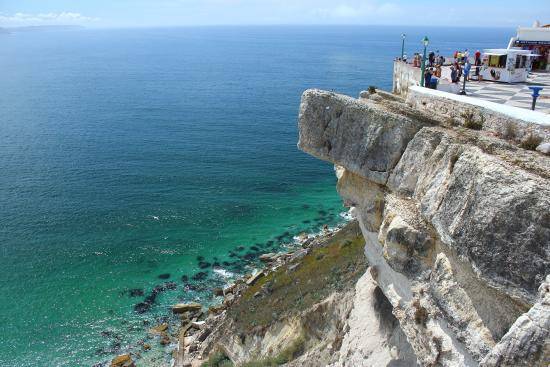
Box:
227;221;366;333
241;334;306;367
519;133;542;151
461;110;484;130
202;351;234;367
501;122;517;141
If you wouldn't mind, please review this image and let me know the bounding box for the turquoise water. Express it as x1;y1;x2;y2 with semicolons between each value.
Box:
0;26;511;366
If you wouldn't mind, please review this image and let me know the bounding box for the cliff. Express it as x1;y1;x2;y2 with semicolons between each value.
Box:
297;89;549;366
173;88;549;367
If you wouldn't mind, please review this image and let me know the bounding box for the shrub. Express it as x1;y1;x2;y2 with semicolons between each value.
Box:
202;351;233;367
501;122;517;141
241;334;306;367
412;299;428;327
461;110;484;130
367;85;377;94
519;133;543;151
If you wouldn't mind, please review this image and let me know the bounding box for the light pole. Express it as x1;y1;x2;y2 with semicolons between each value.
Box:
401;33;406;60
420;36;429;87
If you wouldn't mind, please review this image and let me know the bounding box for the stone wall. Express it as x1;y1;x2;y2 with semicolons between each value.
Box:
393;61;421;96
406;86;550;144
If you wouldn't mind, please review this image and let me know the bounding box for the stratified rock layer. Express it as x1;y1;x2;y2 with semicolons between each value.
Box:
298;89;550;366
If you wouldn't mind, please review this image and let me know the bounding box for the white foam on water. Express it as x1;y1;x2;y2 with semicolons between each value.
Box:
339;209;354;221
213;268;234;279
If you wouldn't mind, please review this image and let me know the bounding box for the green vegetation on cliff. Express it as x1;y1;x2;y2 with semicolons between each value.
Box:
228;221;366;332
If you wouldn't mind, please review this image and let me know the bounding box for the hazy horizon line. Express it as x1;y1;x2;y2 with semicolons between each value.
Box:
0;23;518;30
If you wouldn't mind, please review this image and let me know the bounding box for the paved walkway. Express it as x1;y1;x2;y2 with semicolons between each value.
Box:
464;72;550;114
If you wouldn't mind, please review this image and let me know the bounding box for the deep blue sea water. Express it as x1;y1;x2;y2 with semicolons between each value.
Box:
0;26;511;366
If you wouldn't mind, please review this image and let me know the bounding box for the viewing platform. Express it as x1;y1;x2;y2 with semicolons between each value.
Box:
393;61;550;117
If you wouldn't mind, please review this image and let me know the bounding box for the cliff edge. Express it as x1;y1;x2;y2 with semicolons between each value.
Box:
174;88;549;367
297;88;549;366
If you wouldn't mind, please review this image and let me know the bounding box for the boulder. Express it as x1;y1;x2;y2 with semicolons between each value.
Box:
208;304;226;315
223;283;237;295
110;354;135;367
191;321;206;330
172;302;202;314
149;323;168;334
259;253;277;262
536;142;550;155
246;271;264;286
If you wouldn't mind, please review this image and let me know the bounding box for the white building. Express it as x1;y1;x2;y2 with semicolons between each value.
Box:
507;21;550;71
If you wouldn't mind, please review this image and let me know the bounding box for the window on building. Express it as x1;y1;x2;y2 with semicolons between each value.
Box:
515;55;527;68
488;55;507;67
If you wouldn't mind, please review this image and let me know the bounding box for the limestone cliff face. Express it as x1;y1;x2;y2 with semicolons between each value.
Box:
298;89;549;366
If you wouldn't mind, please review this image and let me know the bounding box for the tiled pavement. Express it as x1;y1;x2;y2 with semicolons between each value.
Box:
464;72;550;114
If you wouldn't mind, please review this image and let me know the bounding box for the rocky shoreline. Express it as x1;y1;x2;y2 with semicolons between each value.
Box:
107;216;355;367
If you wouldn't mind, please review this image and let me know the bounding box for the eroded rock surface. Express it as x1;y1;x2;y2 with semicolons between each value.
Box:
298;89;549;366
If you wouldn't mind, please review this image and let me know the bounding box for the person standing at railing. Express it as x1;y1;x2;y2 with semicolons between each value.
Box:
474;50;481;80
451;66;458;83
424;68;433;88
464;59;472;81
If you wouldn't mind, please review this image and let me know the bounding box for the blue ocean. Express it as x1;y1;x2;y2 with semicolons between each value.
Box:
0;26;511;366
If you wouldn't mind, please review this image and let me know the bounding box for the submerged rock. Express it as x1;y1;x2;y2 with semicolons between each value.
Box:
128;288;144;297
191;272;208;281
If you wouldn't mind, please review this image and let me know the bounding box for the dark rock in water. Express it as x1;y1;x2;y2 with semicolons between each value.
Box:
236;246;245;252
229;263;245;272
302;220;311;224
250;246;260;252
229;252;238;258
266;240;274;245
129;288;144;297
302;204;311;209
192;272;208;281
181;275;189;282
198;261;211;269
184;283;198;291
110;341;122;352
318;210;328;216
222;261;231;266
196;256;205;262
243;252;257;261
158;273;170;280
134;284;169;313
100;330;118;338
164;281;177;290
134;302;151;314
212;261;221;267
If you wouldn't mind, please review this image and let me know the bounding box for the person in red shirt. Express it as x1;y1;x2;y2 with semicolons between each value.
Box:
475;50;481;61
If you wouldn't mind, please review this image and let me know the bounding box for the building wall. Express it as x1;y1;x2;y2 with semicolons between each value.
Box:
392;61;421;96
407;86;550;143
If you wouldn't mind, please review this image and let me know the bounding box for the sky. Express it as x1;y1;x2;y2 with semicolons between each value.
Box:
0;0;548;28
